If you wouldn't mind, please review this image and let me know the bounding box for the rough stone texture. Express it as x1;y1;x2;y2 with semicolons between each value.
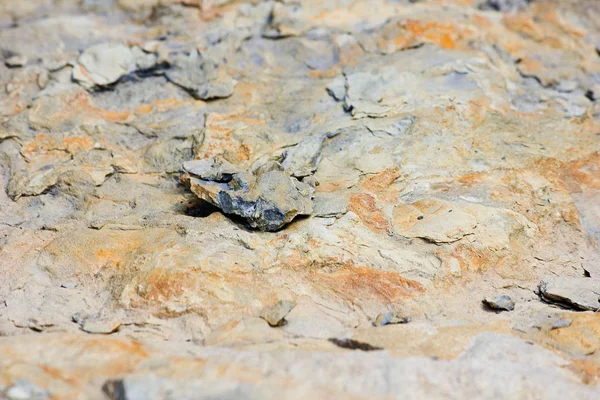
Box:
1;0;600;398
539;277;600;311
483;295;516;311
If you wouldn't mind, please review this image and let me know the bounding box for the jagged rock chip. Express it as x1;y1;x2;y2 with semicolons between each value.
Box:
373;311;410;327
185;162;314;231
260;300;297;327
281;135;325;178
483;295;515;312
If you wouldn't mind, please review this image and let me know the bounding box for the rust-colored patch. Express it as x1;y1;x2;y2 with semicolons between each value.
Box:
450;245;492;274
455;171;486;188
503;14;544;42
145;268;197;301
547;314;600;356
361;168;401;204
348;193;390;233
537;153;600;193
570;359;600;384
312;265;425;303
63;136;94;154
403;20;468;50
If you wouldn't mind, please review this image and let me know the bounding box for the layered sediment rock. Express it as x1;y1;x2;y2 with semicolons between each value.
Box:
1;0;600;398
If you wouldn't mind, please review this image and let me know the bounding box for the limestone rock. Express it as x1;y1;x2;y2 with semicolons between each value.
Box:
281;135;325;178
539;277;600;311
260;300;297;327
73;43;136;88
185;166;314;231
165;51;236;100
483;295;515;312
1;0;600;398
373;311;410;327
182;156;242;182
81;318;122;334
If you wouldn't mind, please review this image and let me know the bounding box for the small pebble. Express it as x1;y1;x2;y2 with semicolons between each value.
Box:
260;300;296;327
550;319;572;330
483;295;515;312
61;282;77;289
373;311;410;327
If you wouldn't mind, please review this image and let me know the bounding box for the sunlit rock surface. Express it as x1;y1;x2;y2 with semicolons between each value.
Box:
1;0;600;398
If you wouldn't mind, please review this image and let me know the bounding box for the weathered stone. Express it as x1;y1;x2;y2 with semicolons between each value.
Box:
81;318;122;334
539;277;600;311
73;43;136;88
182;156;242;182
1;0;600;397
483;295;515;312
5;55;27;68
373;311;410;327
260;300;297;327
281;135;325;178
186;168;314;231
165;51;235;100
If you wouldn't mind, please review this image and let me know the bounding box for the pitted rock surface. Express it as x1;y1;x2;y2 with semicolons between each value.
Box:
1;0;600;398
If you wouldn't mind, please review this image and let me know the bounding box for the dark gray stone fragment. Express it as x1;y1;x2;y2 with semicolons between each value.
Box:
186;164;314;231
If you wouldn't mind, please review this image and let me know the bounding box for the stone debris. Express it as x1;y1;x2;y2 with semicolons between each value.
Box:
538;277;600;311
165;51;236;100
184;163;314;231
1;0;600;398
260;300;297;327
73;43;136;88
4;381;50;400
5;55;27;68
182;156;242;182
483;295;516;312
373;311;410;327
81;318;122;334
281;136;326;178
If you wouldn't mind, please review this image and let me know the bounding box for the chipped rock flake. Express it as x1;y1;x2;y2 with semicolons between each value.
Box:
260;300;297;327
539;277;600;311
184;159;314;231
73;43;136;88
2;0;600;398
281;135;325;178
373;311;410;327
483;295;515;312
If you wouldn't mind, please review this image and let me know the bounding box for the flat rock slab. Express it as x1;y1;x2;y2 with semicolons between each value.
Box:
539;277;600;311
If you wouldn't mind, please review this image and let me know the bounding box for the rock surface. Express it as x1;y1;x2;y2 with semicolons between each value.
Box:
539;277;600;311
483;295;516;311
1;0;600;398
